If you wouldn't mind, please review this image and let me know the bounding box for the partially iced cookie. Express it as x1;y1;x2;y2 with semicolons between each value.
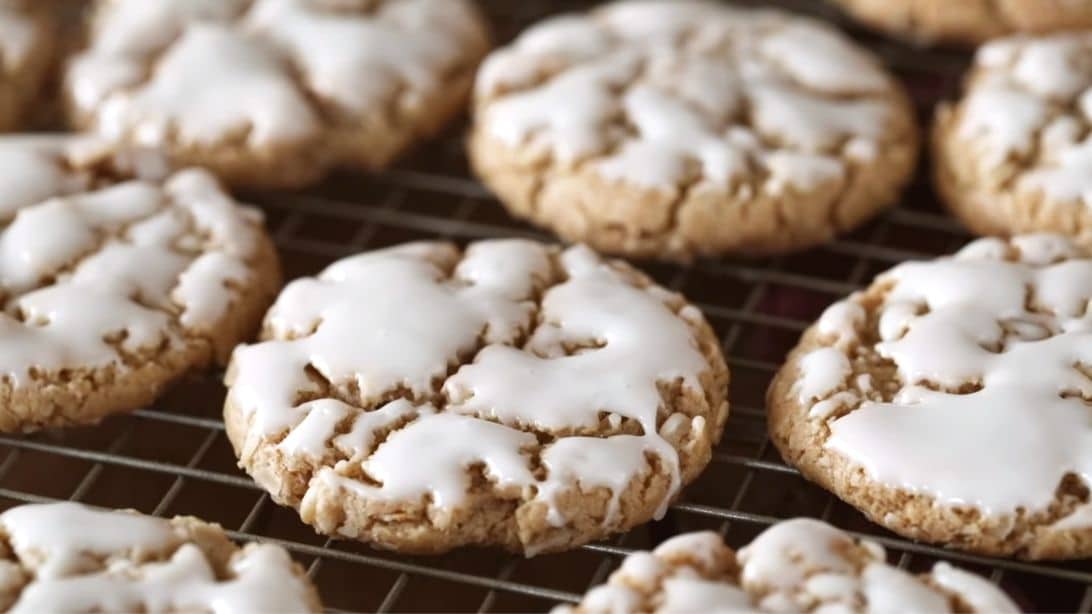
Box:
0;501;322;612
556;519;1019;613
769;234;1092;559
0;136;280;432
470;0;917;260
936;33;1092;239
0;1;53;131
65;0;490;188
224;239;729;554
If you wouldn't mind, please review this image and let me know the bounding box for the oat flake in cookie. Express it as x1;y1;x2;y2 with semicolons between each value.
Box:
469;0;917;261
0;1;53;131
556;519;1018;613
0;136;280;432
224;240;729;555
65;0;490;189
935;33;1092;241
0;501;322;612
769;234;1092;559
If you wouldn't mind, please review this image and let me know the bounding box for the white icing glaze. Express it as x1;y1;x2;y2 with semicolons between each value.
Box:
229;240;716;546
738;519;1017;612
1;503;316;613
659;577;751;612
2;502;177;579
246;0;485;114
797;235;1092;527
98;23;319;148
475;0;901;191
795;347;851;404
565;519;1017;613
954;32;1092;203
0;138;89;221
0;138;265;385
68;0;485;152
817;300;865;343
930;563;1020;614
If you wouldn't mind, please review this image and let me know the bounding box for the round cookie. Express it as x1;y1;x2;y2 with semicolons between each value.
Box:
0;136;281;432
830;0;1092;46
0;1;54;131
935;33;1092;240
768;234;1092;559
469;0;917;261
224;239;729;555
0;501;322;611
556;519;1018;613
64;0;490;189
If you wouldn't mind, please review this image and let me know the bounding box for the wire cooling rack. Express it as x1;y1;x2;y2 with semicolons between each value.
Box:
1;1;1090;612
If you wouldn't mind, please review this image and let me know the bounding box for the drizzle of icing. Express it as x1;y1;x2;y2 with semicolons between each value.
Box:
798;235;1092;527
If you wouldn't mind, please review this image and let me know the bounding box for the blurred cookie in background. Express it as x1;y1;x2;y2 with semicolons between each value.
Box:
64;0;490;189
470;0;917;261
556;520;1019;613
935;32;1092;239
0;501;323;612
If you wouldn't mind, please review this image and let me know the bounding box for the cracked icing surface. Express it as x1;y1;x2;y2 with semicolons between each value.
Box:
832;0;1092;45
0;136;280;432
469;0;917;260
224;239;729;555
0;502;321;612
65;0;490;188
555;519;1018;613
936;32;1092;239
769;234;1092;559
0;2;52;131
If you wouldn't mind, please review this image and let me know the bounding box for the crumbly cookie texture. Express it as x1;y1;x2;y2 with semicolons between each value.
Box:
0;501;322;612
831;0;1092;46
0;136;281;432
769;234;1092;559
935;33;1092;239
224;240;729;555
0;1;54;131
469;0;917;261
557;520;1018;613
65;0;490;189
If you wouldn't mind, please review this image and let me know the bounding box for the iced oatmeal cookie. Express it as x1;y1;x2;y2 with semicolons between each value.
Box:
0;136;280;432
935;33;1092;240
556;519;1018;613
470;0;917;260
769;234;1092;559
224;239;729;554
65;0;490;188
0;501;322;612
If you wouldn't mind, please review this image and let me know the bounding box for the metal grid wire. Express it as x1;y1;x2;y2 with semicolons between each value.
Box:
1;0;1090;611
